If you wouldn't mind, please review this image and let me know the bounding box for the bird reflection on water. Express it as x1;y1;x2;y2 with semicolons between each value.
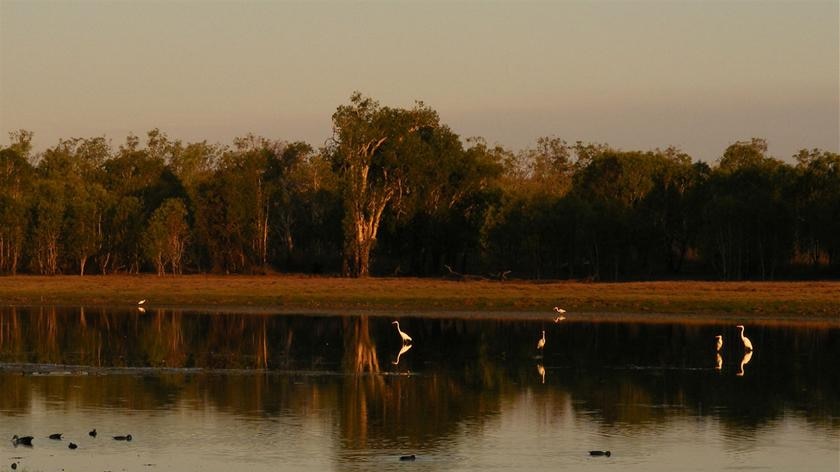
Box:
0;307;837;472
736;350;753;377
536;363;546;384
392;343;412;366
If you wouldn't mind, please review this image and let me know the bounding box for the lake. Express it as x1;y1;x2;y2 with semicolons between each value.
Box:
1;307;838;471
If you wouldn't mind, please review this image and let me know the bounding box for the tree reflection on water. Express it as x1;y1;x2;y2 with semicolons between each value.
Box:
0;306;838;439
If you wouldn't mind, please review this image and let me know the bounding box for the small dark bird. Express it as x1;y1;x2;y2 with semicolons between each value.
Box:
113;434;132;441
12;435;33;446
49;433;62;440
399;454;416;461
11;462;17;470
589;450;611;457
89;429;97;438
68;442;78;450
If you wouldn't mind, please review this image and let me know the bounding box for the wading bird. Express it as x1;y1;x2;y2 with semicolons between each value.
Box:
392;321;413;344
736;325;753;352
537;330;546;351
137;299;146;305
715;335;723;352
553;306;567;322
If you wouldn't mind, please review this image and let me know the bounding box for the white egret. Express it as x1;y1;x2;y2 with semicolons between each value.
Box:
392;321;413;344
392;343;413;365
138;299;146;305
736;325;753;352
537;330;546;351
553;306;567;322
715;335;723;352
736;350;753;377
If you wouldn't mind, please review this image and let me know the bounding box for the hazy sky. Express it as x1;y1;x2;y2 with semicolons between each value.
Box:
1;0;837;162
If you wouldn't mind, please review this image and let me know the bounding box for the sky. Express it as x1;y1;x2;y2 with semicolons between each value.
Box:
1;0;838;162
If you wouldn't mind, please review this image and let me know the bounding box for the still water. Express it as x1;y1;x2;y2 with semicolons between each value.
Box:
0;307;838;471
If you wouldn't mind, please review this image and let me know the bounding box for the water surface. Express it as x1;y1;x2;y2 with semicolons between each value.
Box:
1;307;837;471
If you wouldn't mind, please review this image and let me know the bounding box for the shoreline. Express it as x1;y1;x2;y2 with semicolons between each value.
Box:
1;275;838;325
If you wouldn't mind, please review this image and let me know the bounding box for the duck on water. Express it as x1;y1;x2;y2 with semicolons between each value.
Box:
12;435;33;446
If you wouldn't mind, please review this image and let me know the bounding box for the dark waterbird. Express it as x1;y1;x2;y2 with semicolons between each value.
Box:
68;442;78;449
89;428;97;437
399;454;416;461
589;450;611;457
49;433;62;440
11;462;17;470
11;435;33;446
113;434;133;441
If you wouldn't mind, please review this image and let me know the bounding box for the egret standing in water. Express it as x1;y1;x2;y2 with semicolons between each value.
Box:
736;325;753;352
537;330;546;351
553;306;567;322
715;335;723;352
392;321;413;344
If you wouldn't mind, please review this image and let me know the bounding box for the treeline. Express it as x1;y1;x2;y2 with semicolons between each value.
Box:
1;94;838;279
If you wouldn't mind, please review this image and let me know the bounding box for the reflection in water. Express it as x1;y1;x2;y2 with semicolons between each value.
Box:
344;316;380;374
536;363;545;384
737;350;753;377
392;343;412;366
715;353;723;371
0;307;839;471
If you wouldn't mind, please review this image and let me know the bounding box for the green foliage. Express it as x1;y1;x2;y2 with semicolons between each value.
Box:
1;108;838;280
143;198;189;275
0;148;34;274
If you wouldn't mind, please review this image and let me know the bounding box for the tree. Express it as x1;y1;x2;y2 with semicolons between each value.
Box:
379;129;503;275
793;149;840;272
0;147;34;274
143;198;189;275
699;140;795;279
327;93;438;277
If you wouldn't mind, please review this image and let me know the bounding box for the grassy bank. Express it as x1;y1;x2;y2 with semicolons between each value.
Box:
0;275;838;323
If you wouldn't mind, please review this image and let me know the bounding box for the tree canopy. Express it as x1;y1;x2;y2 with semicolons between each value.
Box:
2;96;838;280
